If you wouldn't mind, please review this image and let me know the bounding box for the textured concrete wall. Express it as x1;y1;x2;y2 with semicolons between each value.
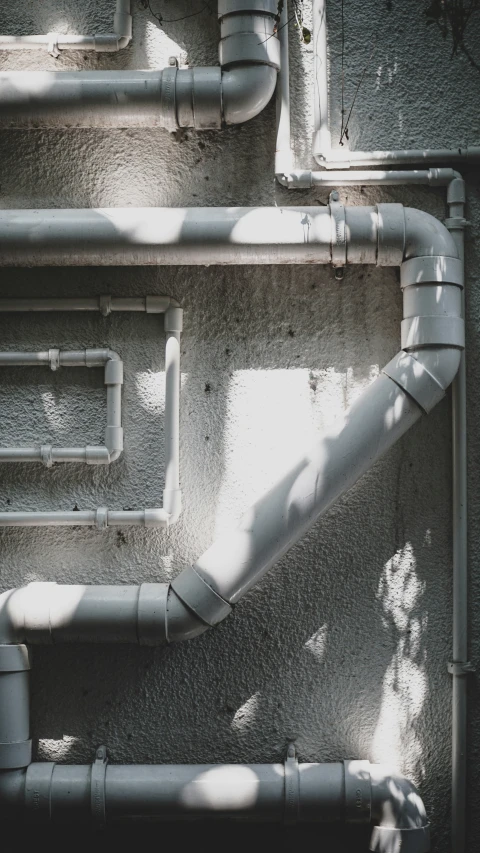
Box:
0;2;479;851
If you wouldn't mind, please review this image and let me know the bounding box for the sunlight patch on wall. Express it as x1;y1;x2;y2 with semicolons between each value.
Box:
213;366;373;534
372;543;427;775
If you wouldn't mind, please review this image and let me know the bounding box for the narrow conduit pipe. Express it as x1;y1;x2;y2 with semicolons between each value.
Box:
0;0;132;56
0;1;280;129
311;0;480;170
275;3;478;188
0;295;182;528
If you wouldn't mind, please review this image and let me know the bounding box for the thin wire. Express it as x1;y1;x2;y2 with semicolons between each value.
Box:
146;1;214;26
340;0;345;142
339;34;377;147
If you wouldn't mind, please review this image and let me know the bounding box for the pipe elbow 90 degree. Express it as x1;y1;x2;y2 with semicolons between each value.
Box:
222;65;278;125
369;764;430;852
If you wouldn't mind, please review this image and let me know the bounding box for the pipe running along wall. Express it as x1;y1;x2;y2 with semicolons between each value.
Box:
0;201;463;641
0;1;280;129
0;200;457;851
0;295;183;528
0;0;132;56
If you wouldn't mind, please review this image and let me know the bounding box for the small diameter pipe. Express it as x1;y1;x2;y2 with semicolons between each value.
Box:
310;0;480;171
0;0;132;55
447;178;471;853
0;297;182;527
0;348;123;466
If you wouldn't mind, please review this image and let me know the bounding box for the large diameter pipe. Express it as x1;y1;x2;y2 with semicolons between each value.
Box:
189;373;422;605
15;757;429;852
0;203;457;267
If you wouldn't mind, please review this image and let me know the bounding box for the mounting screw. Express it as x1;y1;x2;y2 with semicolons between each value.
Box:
334;266;345;281
329;190;340;203
169;56;178;67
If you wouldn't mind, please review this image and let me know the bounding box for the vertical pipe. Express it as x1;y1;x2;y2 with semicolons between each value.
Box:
275;0;292;178
448;179;469;853
164;332;180;497
312;0;331;160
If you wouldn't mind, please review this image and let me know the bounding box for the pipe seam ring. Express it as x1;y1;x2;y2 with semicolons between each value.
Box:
96;507;109;529
330;201;346;267
137;583;169;645
91;745;108;827
171;567;232;626
344;760;371;824
370;824;430;853
401;315;464;350
0;643;31;671
0;738;32;769
48;348;60;371
40;444;54;468
382;352;446;414
100;295;112;316
284;744;299;825
25;762;55;822
400;255;463;288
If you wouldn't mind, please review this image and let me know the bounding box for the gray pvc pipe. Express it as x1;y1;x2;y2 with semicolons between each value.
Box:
0;203;458;266
446;179;470;853
0;1;279;129
0;756;428;852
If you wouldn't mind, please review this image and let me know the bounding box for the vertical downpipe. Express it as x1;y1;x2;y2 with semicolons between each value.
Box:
447;177;470;853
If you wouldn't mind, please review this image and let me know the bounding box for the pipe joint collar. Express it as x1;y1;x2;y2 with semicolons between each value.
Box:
25;762;55;822
383;352;446;414
370;824;430;853
171;567;232;627
220;31;280;70
376;203;405;266
218;1;279;17
344;760;372;824
400;256;463;288
401;315;464;350
330;201;346;267
138;583;169;645
0;739;32;770
0;643;30;672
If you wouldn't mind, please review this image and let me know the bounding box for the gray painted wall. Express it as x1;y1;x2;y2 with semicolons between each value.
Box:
0;2;479;850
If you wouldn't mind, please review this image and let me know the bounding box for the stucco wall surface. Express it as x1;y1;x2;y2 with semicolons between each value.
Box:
0;2;479;851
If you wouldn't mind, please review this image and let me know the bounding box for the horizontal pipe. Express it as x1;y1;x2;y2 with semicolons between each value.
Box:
315;147;480;170
0;4;279;129
0;0;132;55
0;757;429;851
277;168;462;189
0;296;176;313
0;204;458;266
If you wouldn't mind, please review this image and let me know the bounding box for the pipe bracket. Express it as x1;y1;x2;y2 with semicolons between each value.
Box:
330;200;346;267
448;661;475;676
284;743;299;825
91;745;108;827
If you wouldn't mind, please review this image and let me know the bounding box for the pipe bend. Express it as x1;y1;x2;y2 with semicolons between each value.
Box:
0;589;25;643
222;65;277;125
165;587;210;643
404;207;459;260
370;764;429;852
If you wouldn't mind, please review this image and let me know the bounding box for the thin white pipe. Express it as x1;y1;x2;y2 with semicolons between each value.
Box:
0;0;132;55
447;179;470;853
0;297;181;527
311;0;480;170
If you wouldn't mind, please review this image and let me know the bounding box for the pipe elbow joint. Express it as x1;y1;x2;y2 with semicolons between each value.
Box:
369;764;430;852
222;65;278;125
404;207;459;260
0;588;25;644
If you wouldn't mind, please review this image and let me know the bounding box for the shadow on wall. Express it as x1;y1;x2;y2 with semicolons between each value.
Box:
0;219;450;845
